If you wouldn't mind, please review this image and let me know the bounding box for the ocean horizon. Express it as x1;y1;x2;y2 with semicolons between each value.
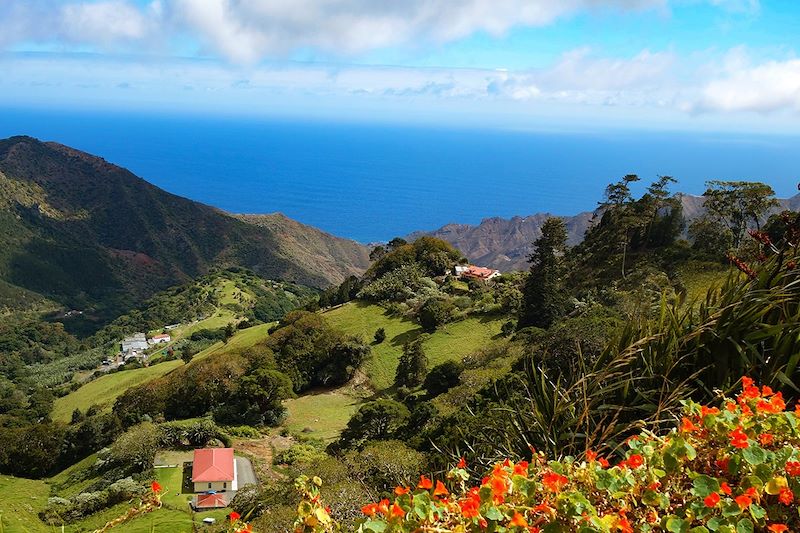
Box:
2;108;799;243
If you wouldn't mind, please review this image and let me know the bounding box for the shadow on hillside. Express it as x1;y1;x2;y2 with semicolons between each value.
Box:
390;327;425;347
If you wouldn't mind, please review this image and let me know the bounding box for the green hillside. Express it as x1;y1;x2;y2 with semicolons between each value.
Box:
52;323;272;421
0;136;367;330
323;302;506;390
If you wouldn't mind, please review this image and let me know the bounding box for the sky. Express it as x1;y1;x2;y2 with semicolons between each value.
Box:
1;0;799;133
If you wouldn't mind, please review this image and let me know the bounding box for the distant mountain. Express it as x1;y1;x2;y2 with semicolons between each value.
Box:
411;193;800;272
0;136;369;323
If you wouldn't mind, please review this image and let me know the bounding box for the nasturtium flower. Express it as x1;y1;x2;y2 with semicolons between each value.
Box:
720;482;732;495
681;417;699;433
729;426;750;449
759;433;774;446
457;457;467;469
542;472;569;492
150;481;162;493
767;525;789;533
229;511;241;522
626;454;644;469
786;461;800;476
418;475;433;490
704;492;720;507
513;460;529;476
390;502;405;518
778;487;793;505
361;503;379;516
735;494;752;510
509;512;528;527
394;485;409;496
433;480;449;497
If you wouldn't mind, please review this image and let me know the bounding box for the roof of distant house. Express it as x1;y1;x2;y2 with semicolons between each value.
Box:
152;334;170;339
192;448;235;482
195;493;228;509
463;265;500;279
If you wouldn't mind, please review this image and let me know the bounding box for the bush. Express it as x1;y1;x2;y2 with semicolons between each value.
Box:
423;360;463;396
275;443;327;466
374;327;386;344
418;297;456;332
291;380;800;532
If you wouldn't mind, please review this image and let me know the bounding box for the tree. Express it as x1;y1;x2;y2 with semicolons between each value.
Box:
374;328;386;344
518;217;569;329
395;338;428;388
701;181;778;249
181;344;195;364
423;360;463;396
224;322;236;343
369;245;387;262
70;408;84;424
338;399;410;449
418;298;454;332
230;369;294;426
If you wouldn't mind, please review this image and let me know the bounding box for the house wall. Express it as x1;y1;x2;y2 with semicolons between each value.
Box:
194;480;231;493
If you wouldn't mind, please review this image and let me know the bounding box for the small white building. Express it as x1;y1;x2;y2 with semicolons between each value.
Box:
121;333;148;353
148;334;171;345
192;448;237;493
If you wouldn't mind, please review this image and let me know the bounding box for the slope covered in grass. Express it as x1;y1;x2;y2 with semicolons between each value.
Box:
323;302;506;390
52;323;272;421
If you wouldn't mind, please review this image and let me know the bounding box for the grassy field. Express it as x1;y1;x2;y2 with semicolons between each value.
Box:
323;302;506;390
52;324;272;422
0;475;50;533
678;262;732;304
284;389;364;441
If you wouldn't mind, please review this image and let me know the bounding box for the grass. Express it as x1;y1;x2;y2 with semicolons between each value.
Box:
52;323;272;421
323;302;506;390
0;475;50;533
678;261;732;304
283;389;364;441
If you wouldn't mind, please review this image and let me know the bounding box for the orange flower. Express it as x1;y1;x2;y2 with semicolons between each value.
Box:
361;503;379;516
701;406;720;418
768;525;788;533
704;493;720;507
542;472;569;492
513;461;529;477
509;512;528;527
394;486;410;496
720;482;732;495
626;454;644;469
735;495;752;510
598;457;610;468
457;457;467;469
729;426;749;449
433;480;449;497
390;502;405;518
759;433;774;446
786;461;800;476
229;511;241;522
417;475;433;490
585;450;598;462
681;417;699;433
150;481;162;494
741;376;755;389
779;487;794;505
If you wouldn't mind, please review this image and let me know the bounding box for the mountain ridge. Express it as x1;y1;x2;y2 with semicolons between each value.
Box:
0;136;369;324
410;192;800;272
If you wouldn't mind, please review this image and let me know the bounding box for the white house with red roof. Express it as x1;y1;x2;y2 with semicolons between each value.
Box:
192;448;237;493
459;265;501;282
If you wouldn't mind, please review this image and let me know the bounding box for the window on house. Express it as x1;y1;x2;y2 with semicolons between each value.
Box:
223;482;227;489
208;483;212;489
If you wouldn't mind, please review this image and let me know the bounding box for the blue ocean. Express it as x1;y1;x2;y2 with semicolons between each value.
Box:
2;108;799;243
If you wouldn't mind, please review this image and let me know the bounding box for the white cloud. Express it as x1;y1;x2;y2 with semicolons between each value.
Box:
168;0;666;63
0;1;160;48
694;54;800;113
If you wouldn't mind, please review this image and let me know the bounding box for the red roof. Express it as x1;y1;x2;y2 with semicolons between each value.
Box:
192;448;235;482
462;266;499;279
194;493;228;509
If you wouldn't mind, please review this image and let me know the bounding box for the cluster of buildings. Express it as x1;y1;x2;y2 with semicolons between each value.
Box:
119;332;172;361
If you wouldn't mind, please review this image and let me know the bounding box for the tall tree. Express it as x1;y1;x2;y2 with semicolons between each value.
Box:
395;339;429;388
701;181;778;249
518;217;569;329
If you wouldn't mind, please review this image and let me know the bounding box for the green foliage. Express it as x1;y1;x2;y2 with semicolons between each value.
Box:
366;237;463;280
373;327;386;344
701;180;778;249
338;399;411;449
395;338;428;388
518;216;569;329
266;311;370;393
423;360;463;397
418;297;456;332
342;440;427;496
